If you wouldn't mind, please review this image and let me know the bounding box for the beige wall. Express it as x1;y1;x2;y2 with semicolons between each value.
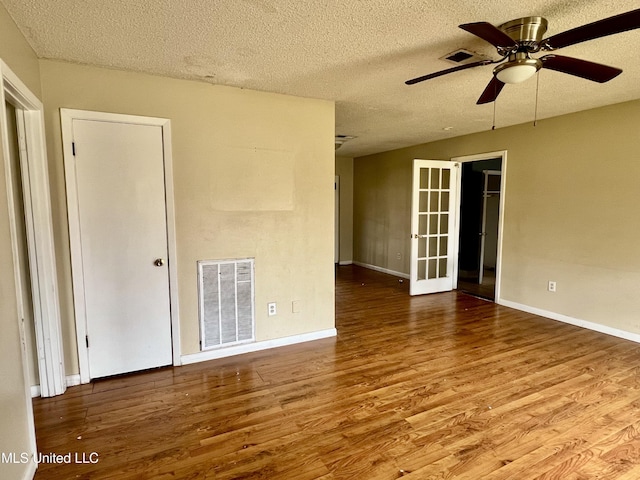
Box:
0;4;38;479
354;153;411;274
335;156;353;264
355;99;640;334
0;5;40;97
39;60;336;373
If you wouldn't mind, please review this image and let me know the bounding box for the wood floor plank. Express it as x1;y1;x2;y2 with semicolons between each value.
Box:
481;388;640;478
32;265;640;479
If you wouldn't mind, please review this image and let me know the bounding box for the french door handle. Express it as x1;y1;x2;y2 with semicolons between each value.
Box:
413;234;427;239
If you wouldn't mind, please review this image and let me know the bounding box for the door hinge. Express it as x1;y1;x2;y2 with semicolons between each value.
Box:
72;142;76;156
85;335;89;348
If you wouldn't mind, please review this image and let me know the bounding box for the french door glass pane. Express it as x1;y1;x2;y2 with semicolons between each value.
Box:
442;169;450;189
428;259;437;279
441;191;449;211
440;236;448;256
438;258;448;278
429;237;438;257
430;169;440;189
418;214;428;235
418;259;426;280
419;191;428;212
440;214;449;234
429;214;438;235
418;238;427;257
420;169;429;188
430;191;439;212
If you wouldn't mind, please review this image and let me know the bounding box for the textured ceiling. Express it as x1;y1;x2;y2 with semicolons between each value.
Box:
3;0;640;157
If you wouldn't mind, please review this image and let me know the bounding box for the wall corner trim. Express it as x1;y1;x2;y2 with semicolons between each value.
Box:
498;299;640;344
180;328;338;365
20;461;37;480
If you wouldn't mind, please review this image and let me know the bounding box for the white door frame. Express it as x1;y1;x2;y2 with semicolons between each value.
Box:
335;175;340;264
61;109;181;384
451;150;507;302
0;60;66;400
478;170;501;285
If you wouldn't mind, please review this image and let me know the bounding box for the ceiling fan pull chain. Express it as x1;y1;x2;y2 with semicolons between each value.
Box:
492;89;496;130
534;71;540;127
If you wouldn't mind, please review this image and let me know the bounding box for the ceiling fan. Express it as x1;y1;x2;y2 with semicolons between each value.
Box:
406;8;640;104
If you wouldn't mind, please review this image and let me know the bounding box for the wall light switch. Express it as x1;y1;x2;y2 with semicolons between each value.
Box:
292;300;301;313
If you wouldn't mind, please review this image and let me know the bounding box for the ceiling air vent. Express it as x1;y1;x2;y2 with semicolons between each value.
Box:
440;49;490;65
335;135;356;150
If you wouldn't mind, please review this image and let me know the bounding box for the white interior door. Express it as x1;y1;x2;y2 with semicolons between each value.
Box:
410;160;460;296
71;118;172;379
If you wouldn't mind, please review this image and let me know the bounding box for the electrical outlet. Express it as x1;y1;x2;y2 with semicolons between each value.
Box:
548;281;557;293
268;302;277;316
396;252;402;260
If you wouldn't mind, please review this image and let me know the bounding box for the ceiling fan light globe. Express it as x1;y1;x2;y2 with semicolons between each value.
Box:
496;64;538;83
494;56;543;84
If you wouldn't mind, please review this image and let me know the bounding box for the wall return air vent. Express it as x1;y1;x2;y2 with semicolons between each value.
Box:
198;258;255;350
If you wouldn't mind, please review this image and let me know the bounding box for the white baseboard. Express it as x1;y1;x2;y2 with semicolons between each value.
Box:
338;260;353;266
31;374;83;398
499;299;640;344
181;328;338;365
353;261;410;279
66;374;81;387
32;331;339;394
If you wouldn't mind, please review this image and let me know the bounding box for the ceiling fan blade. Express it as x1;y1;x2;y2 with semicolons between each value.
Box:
405;60;493;85
476;77;505;104
459;22;518;49
541;55;622;83
543;8;640;49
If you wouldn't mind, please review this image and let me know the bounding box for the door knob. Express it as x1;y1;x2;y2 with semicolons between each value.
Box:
154;258;165;267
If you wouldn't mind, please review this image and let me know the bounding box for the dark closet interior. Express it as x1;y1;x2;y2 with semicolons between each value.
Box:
458;158;502;300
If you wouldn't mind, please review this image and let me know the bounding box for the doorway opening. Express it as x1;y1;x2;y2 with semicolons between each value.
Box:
455;154;505;301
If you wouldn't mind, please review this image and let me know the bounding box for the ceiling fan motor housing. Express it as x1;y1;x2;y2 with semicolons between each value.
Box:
492;16;548;83
499;16;548;52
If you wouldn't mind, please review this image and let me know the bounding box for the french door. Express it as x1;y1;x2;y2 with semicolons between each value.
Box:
410;160;460;295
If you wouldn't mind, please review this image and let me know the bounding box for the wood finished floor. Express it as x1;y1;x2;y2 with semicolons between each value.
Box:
33;265;640;479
